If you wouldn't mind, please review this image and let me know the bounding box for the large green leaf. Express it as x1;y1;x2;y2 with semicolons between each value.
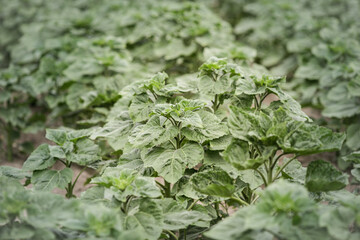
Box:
305;160;348;192
125;199;163;240
279;123;346;155
205;180;327;240
182;110;228;143
31;168;73;191
191;169;235;197
90;116;133;151
143;142;204;183
22;144;56;171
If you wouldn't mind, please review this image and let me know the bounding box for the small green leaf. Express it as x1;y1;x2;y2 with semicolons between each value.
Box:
45;129;67;146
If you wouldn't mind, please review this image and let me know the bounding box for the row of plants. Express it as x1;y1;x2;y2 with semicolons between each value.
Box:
1;0;360;239
207;0;360;173
1;0;254;161
1;58;359;239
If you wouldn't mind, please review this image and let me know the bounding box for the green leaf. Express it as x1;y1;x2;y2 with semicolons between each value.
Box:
31;168;73;191
0;223;34;239
205;180;320;240
305;160;348;192
63;59;104;80
143;142;204;184
67;138;101;166
182;110;228;142
209;135;233;151
346;123;360;150
158;198;211;230
278;123;346;155
45;129;67;146
222;139;274;170
280;158;306;184
129;116;178;148
90;116;133;151
191;169;235;197
342;151;360;164
0;166;30;179
125;199;163;240
23;144;56;171
129;94;154;122
228;106;272;143
198;57;237;97
163;210;211;231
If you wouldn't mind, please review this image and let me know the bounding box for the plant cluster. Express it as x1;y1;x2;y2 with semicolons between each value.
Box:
2;57;358;239
0;0;253;161
1;0;360;239
210;0;360;174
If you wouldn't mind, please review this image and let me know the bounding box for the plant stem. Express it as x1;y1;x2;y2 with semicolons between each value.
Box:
71;167;87;190
267;161;273;185
230;197;249;206
165;230;178;240
187;199;199;211
215;202;220;218
65;182;74;198
251;194;260;204
271;152;285;169
273;155;298;180
156;180;166;190
164;180;171;198
254;169;267;186
212;94;219;111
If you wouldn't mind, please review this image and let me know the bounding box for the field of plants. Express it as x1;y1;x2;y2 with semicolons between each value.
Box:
0;0;360;239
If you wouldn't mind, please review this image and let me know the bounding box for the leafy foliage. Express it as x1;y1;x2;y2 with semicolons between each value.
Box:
1;0;359;239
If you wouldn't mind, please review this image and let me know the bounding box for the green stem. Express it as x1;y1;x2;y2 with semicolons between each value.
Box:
164;180;171;198
254;95;260;109
255;169;267;186
165;230;179;240
212;94;219;111
251;194;260;204
156;180;166;190
71;167;87;190
271;152;285;169
215;202;220;218
230;196;249;206
259;92;270;106
65;182;74;198
274;155;298;180
187;199;199;211
267;159;273;184
165;230;178;240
